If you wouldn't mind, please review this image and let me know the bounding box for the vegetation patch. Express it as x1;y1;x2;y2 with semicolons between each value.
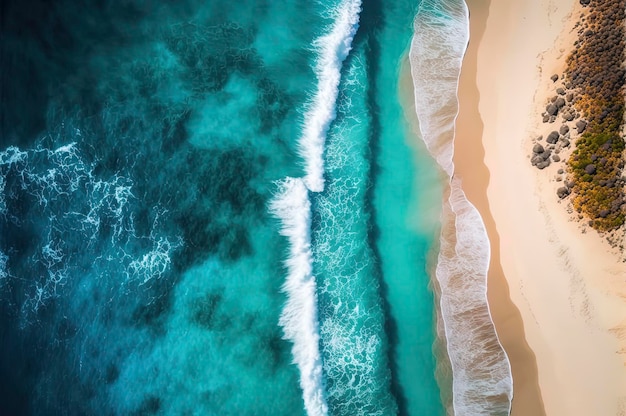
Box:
565;0;626;230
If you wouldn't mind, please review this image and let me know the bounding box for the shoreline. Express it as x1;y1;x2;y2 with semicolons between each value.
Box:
454;0;545;414
403;1;514;413
457;0;626;415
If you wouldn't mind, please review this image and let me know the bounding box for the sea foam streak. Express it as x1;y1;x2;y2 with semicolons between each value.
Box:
270;177;328;416
410;0;513;414
300;0;362;192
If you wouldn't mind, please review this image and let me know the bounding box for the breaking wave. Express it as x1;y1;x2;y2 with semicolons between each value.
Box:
270;177;327;416
299;0;362;193
270;1;363;414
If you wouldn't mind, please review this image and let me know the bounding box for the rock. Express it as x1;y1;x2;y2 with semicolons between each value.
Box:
546;103;559;116
561;138;570;147
555;97;566;108
559;125;569;135
536;135;543;141
542;150;552;160
556;175;563;181
576;120;587;133
556;87;566;95
543;114;550;123
563;112;574;121
599;209;610;218
550;74;559;82
558;168;564;174
566;92;574;102
537;161;550;169
531;155;545;166
584;164;596;174
533;144;545;153
547;131;560;144
552;154;561;162
557;186;570;199
580;0;590;6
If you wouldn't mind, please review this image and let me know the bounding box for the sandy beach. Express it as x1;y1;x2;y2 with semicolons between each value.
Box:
456;0;626;414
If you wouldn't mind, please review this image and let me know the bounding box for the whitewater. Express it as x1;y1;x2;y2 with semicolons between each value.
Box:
409;0;514;414
270;0;362;415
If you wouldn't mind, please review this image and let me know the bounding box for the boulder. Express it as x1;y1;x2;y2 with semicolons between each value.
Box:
584;164;596;174
553;154;561;162
546;104;559;116
537;161;550;169
543;114;550;123
561;138;570;147
556;87;566;95
563;112;574;121
546;131;560;144
558;168;565;174
533;144;545;153
531;155;545;166
550;74;559;82
599;209;610;218
566;92;574;102
555;97;566;108
557;187;570;199
542;150;552;160
559;125;570;135
576;120;587;133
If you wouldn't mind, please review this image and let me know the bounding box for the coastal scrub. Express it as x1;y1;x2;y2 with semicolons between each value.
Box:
565;0;626;230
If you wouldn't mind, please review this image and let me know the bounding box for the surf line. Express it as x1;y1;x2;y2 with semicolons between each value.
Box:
409;0;513;414
270;1;362;415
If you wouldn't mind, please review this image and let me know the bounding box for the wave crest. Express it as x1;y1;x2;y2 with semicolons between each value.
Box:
300;0;362;192
270;177;328;416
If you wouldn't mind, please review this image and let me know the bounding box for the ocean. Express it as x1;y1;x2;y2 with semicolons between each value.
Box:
0;0;511;415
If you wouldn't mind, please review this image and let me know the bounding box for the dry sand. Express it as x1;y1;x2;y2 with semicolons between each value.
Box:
456;0;626;415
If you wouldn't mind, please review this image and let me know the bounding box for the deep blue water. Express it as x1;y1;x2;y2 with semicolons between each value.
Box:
0;0;451;414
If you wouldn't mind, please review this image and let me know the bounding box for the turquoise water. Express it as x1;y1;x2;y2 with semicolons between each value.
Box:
1;0;452;414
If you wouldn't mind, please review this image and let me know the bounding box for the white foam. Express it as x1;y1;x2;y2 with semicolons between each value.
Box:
410;0;513;414
438;180;513;415
410;0;468;177
0;250;8;283
270;177;328;416
0;138;181;322
300;0;362;192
